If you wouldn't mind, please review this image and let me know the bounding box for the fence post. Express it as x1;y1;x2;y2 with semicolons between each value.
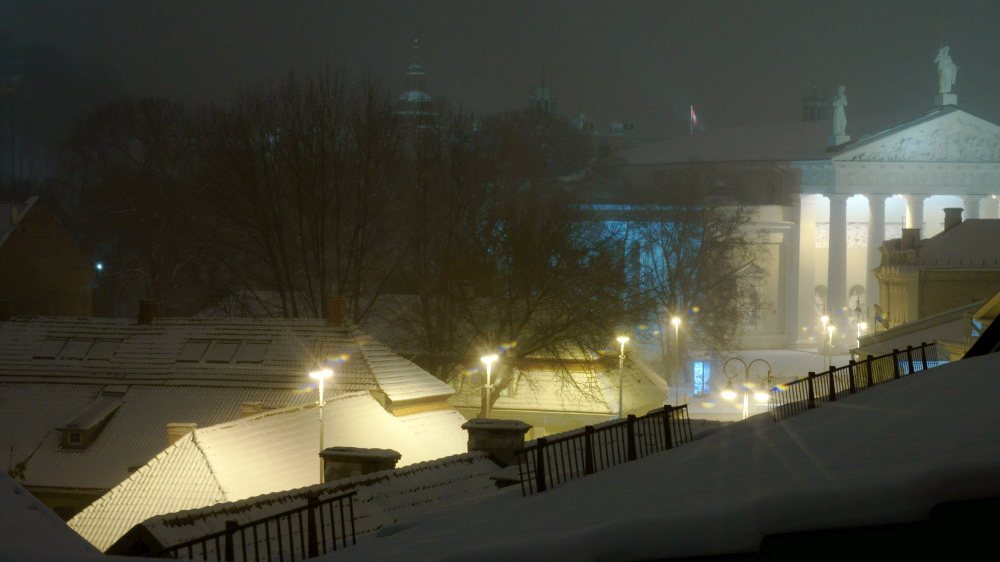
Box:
920;342;929;370
865;358;875;387
892;349;901;379
224;520;237;562
662;406;674;450
307;494;319;558
807;372;816;409
534;438;548;493
828;366;837;401
906;346;915;374
626;414;637;461
584;426;595;475
848;360;857;394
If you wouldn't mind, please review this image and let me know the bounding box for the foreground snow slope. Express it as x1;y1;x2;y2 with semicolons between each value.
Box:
326;353;1000;561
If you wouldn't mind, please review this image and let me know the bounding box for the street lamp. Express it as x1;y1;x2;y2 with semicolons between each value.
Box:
857;321;867;346
826;324;836;371
671;317;681;405
723;358;772;420
616;336;629;418
309;367;333;483
481;354;498;418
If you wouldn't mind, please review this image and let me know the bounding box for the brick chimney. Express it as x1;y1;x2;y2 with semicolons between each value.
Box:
167;422;197;445
327;296;348;327
461;419;532;466
901;228;920;251
138;300;159;324
943;207;963;231
320;447;401;482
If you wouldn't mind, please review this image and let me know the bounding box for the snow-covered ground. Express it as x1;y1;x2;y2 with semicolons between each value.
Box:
323;352;1000;561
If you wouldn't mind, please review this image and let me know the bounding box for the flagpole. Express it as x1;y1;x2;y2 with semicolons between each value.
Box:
690;105;694;135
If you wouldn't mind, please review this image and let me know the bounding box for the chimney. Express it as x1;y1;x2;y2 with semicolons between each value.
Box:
240;401;264;417
0;300;14;321
901;228;920;251
320;447;401;482
461;419;532;466
943;207;964;231
138;300;159;324
327;296;348;327
167;422;197;445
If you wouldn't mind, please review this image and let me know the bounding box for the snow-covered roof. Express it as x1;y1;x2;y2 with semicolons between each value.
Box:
68;391;468;551
0;316;453;403
448;356;667;417
916;219;1000;264
323;352;1000;561
111;451;504;555
0;315;456;505
0;471;101;561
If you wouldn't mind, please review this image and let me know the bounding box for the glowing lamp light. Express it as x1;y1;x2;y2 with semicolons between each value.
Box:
721;381;738;401
671;317;680;327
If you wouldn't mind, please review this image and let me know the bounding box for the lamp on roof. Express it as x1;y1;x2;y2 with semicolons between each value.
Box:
309;367;333;483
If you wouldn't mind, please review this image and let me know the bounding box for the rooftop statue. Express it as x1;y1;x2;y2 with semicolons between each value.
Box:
832;85;848;136
935;46;958;94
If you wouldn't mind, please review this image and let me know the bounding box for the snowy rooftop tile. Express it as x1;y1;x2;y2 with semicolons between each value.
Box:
68;391;467;551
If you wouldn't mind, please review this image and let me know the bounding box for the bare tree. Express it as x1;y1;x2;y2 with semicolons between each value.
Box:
198;71;405;321
628;167;769;391
56;97;207;316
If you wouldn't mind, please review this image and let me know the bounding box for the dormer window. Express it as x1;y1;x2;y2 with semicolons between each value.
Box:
58;390;124;450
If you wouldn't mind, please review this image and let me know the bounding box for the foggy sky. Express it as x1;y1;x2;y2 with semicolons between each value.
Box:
4;0;1000;138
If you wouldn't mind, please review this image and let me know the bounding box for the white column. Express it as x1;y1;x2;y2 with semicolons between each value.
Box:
866;194;889;315
827;193;849;328
962;195;984;219
903;194;926;235
981;196;1000;219
795;194;820;348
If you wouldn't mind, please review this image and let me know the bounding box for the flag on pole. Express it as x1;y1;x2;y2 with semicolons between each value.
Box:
689;106;698;134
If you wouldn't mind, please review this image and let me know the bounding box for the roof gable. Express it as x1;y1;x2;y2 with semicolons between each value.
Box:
835;108;1000;163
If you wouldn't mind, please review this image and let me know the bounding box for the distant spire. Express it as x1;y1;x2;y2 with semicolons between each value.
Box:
396;38;435;119
528;67;556;116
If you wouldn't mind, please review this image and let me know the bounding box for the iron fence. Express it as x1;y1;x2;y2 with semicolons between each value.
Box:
514;405;693;496
149;490;357;561
770;342;938;422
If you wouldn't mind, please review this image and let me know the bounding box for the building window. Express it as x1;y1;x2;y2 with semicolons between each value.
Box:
692;361;711;396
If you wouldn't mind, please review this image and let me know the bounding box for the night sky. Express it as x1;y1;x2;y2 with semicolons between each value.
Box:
4;0;1000;138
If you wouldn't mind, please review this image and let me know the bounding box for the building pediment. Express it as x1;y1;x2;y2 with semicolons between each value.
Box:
835;109;1000;163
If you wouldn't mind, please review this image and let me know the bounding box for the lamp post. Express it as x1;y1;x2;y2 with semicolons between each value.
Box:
309;367;333;483
616;336;629;418
722;358;772;420
481;354;498;418
671;317;681;405
857;321;867;347
826;324;836;371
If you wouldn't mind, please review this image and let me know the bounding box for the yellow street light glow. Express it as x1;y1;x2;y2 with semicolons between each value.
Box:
721;381;737;401
616;336;630;344
481;354;498;366
671;317;680;327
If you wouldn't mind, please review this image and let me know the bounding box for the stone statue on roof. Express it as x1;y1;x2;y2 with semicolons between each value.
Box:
935;46;958;94
832;85;847;137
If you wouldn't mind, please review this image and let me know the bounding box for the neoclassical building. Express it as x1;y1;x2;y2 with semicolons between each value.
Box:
612;59;1000;400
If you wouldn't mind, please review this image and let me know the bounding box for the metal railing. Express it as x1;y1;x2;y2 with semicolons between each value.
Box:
515;405;693;496
150;490;357;561
770;342;939;422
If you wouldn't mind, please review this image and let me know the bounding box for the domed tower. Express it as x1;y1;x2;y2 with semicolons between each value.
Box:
528;71;556;116
395;39;435;119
